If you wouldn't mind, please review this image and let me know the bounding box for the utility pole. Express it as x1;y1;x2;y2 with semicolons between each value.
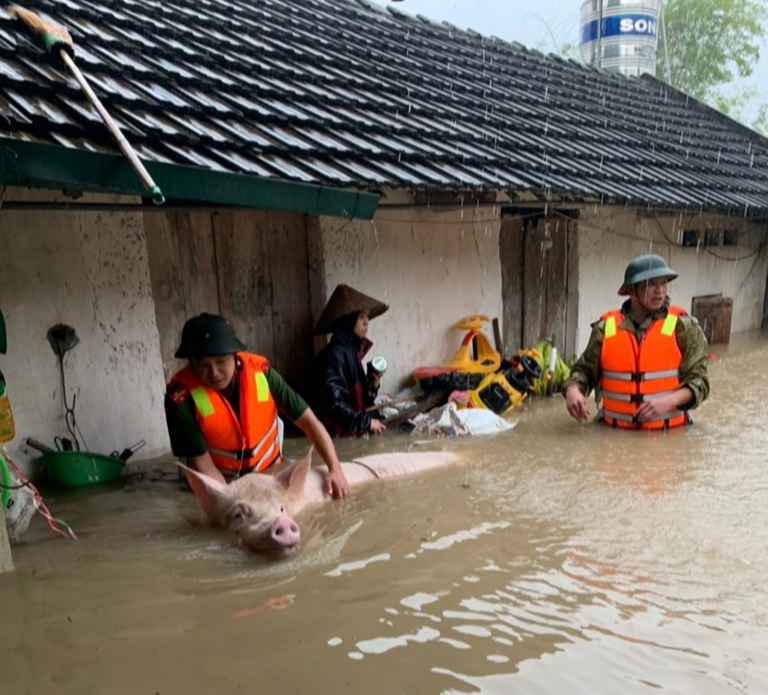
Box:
0;509;13;573
660;0;672;84
596;0;604;69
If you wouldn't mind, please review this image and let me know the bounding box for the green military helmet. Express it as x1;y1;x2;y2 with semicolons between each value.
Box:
618;254;678;295
175;313;246;358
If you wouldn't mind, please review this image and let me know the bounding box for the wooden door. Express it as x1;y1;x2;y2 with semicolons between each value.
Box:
500;211;579;360
145;209;315;395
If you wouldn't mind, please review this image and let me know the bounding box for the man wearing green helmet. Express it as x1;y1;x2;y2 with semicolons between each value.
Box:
564;254;709;430
164;313;350;499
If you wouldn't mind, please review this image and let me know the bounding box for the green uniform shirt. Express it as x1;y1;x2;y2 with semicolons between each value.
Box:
164;365;308;458
563;297;710;410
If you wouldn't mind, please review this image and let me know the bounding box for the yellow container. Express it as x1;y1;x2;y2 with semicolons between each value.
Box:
469;373;526;414
0;372;15;443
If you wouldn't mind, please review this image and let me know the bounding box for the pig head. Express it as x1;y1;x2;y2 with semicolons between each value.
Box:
180;448;463;555
179;449;315;554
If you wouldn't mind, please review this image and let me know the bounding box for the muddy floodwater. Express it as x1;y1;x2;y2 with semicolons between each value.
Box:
3;332;768;694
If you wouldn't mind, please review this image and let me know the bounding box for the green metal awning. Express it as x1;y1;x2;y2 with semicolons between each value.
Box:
0;138;379;219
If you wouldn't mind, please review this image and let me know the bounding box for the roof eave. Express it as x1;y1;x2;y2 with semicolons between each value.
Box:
0;138;379;220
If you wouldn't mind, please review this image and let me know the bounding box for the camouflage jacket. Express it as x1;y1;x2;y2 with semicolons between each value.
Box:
563;297;710;409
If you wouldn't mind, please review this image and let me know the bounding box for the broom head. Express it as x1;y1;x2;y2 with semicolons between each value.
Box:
9;5;74;56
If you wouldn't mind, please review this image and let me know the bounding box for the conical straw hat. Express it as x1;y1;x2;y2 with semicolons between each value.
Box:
314;284;389;335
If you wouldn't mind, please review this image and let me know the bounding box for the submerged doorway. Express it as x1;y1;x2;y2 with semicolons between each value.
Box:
499;208;579;360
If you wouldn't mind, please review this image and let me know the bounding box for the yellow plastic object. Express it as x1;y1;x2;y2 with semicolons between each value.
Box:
443;316;501;374
528;340;571;396
0;371;15;443
455;315;490;331
411;315;500;380
517;347;542;360
469;372;527;413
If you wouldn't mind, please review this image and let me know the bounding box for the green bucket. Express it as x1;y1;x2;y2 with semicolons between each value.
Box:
43;450;124;488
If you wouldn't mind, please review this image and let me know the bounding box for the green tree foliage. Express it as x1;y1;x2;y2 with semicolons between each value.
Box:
658;0;768;133
708;85;767;135
754;104;768;135
658;0;767;101
554;0;767;134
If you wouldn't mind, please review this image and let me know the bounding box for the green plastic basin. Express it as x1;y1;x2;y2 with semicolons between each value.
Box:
43;450;124;488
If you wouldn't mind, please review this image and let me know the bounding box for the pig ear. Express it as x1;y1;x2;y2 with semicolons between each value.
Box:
178;463;229;520
274;447;313;498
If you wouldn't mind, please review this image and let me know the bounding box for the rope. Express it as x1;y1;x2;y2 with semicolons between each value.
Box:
1;448;78;540
349;459;381;479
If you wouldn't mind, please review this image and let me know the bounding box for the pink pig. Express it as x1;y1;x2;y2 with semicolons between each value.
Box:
179;448;461;554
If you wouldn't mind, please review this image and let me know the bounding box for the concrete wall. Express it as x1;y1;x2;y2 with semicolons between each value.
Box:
313;202;767;391
0;189;169;476
1;185;765;482
573;207;768;350
315;205;503;394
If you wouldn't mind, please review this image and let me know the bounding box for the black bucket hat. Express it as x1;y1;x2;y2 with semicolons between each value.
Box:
175;313;246;359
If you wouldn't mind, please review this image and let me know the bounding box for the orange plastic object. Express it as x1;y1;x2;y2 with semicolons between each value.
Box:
412;365;459;380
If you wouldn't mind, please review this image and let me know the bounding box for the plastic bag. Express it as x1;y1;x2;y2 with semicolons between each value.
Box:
1;452;37;543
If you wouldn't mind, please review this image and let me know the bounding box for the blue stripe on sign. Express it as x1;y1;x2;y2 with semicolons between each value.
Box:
581;14;658;44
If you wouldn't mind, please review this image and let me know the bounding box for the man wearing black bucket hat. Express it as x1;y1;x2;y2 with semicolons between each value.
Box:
313;285;389;437
564;254;709;430
164;313;349;498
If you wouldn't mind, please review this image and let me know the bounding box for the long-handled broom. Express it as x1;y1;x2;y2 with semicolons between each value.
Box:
9;5;165;205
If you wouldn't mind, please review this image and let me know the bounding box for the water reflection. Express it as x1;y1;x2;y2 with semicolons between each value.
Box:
2;333;768;694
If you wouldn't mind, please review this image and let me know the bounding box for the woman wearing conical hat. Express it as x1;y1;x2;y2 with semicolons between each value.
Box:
313;285;389;438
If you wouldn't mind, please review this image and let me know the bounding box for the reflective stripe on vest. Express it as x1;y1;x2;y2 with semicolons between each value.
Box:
169;353;280;473
190;387;215;417
603;408;684;423
601;389;678;403
602;368;680;382
603;313;679;346
599;306;687;430
255;372;269;402
208;418;279;462
661;314;677;336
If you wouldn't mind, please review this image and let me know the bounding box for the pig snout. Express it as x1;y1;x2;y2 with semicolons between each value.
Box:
270;516;300;548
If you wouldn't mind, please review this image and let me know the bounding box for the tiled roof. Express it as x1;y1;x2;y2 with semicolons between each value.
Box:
1;0;767;211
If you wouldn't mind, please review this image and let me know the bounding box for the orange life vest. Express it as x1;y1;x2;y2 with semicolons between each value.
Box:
598;306;688;430
170;353;281;475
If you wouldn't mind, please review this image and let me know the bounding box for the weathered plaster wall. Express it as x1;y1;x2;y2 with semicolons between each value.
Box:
316;206;503;393
574;207;768;351
0;189;169;476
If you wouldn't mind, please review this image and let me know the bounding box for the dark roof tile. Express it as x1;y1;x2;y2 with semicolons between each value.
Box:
212;119;275;148
162;142;227;170
0;0;765;212
0;58;36;83
301;158;354;182
259;154;316;181
5;89;76;125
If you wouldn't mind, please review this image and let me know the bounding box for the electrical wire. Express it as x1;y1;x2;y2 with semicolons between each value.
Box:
370;202;768;226
0;479;33;490
56;344;89;452
650;215;766;262
547;208;766;262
